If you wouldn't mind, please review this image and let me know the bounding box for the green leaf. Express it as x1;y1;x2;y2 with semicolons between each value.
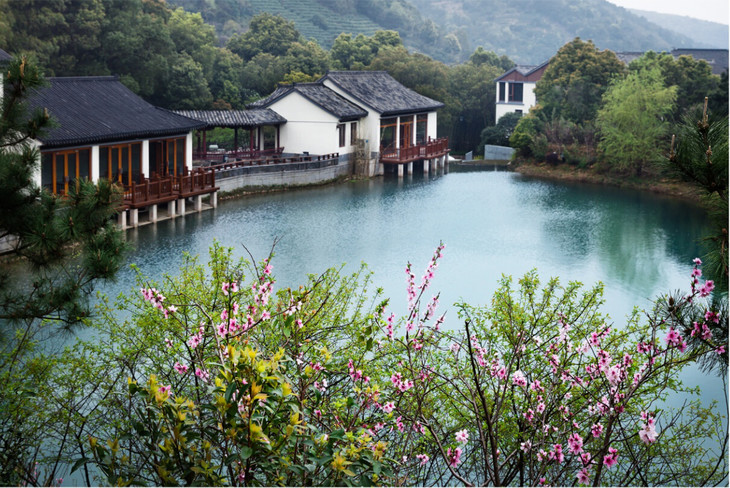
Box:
240;446;253;460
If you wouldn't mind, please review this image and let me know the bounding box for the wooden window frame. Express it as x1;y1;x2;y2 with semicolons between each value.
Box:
41;148;91;195
337;124;345;148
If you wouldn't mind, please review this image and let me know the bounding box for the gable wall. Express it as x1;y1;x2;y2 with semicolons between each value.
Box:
267;91;357;156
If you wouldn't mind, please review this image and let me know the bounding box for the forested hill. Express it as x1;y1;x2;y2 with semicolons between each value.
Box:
169;0;701;64
627;9;729;49
406;0;700;64
168;0;458;61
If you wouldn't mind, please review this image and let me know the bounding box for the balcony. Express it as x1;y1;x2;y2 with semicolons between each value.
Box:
380;137;449;164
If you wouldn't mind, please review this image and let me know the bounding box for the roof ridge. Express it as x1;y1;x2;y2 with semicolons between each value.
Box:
47;75;119;82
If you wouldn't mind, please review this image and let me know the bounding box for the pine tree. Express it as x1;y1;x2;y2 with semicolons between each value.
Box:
0;54;127;326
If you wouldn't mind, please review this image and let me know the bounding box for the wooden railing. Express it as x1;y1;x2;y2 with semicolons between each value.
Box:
193;147;284;163
380;137;449;163
176;168;217;197
122;167;218;208
123;176;176;207
208;153;340;172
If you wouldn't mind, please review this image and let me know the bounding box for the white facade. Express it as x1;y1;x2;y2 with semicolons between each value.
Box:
495;80;538;122
263;91;362;156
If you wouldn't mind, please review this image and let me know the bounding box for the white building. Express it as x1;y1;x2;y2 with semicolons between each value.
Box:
494;61;549;123
251;71;449;177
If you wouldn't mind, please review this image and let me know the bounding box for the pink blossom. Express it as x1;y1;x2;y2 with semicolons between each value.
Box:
567;433;584;454
717;346;726;354
602;447;618;468
699;280;715;297
416;454;429;466
665;327;681;346
222;282;230;296
520;441;531;452
174;362;188;374
195;368;209;381
591;423;603;438
580;452;591;466
512;370;527;387
638;418;658;444
549;444;564;463
187;333;202;349
576;468;590;485
693;257;702;265
447;447;462;468
455;429;469;444
536;402;546;414
382;402;395;413
523;409;535;423
296;319;303;328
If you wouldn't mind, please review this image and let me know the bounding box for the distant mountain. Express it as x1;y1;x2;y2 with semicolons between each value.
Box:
168;0;704;65
407;0;701;64
627;8;729;49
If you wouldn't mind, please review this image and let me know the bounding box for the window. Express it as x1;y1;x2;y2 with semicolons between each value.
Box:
100;142;142;185
508;82;523;102
41;148;91;195
498;82;505;102
416;114;428;145
379;117;397;151
399;116;413;149
350;122;357;145
149;136;186;177
337;124;345;148
515;109;523;114
262;126;277;150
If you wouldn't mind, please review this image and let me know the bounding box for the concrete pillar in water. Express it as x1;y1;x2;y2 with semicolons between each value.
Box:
423;159;429;174
130;208;139;228
117;209;127;229
169;200;176;218
397;164;404;178
407;162;413;175
194;195;202;212
178;198;186;215
150;204;158;223
211;192;218;208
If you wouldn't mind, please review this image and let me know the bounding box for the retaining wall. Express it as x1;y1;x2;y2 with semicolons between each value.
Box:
215;155;354;193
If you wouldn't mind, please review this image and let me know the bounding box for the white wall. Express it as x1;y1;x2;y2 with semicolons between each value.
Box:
268;91;356;156
495;81;537;123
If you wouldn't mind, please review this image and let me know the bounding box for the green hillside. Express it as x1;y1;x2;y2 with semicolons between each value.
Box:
169;0;452;59
407;0;700;64
628;8;729;49
171;0;705;65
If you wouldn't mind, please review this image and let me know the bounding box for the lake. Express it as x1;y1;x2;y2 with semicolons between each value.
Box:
106;164;724;406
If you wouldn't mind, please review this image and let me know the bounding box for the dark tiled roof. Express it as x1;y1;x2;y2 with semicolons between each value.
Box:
249;83;367;121
0;48;11;62
320;71;444;116
27;76;205;148
671;49;728;75
495;60;550;82
172;109;286;128
614;52;645;65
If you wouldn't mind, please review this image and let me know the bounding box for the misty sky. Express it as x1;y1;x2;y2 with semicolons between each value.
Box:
607;0;729;25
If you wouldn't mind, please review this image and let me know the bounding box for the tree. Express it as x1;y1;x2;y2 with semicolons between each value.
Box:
77;244;726;486
535;38;626;125
0;54;126;484
226;13;301;62
629;51;719;120
282;40;331;79
667;101;728;288
596;66;677;176
479;112;522;150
